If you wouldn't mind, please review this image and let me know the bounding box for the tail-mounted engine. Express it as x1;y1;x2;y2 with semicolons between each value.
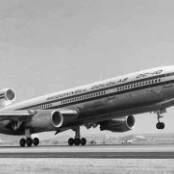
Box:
0;88;16;108
100;115;136;132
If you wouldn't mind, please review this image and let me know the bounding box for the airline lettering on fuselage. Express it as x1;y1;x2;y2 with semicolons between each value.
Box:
136;70;163;79
46;70;163;101
47;88;87;101
47;77;129;101
91;78;128;90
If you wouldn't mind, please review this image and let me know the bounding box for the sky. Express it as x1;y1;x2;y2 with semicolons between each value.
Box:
0;0;174;139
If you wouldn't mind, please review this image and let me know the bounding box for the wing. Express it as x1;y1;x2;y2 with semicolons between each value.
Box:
0;110;34;121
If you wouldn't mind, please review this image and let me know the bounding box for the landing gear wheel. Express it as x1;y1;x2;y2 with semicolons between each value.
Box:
68;138;74;146
26;138;32;147
33;138;39;146
74;138;80;146
20;138;26;147
80;138;87;146
156;122;165;129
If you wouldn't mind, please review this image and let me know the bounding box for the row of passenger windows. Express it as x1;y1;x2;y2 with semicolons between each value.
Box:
33;103;52;110
116;78;161;91
61;91;105;104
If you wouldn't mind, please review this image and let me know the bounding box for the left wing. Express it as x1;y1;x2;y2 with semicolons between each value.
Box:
0;110;34;122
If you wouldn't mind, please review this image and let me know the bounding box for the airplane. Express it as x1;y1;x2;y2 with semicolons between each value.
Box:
0;65;173;147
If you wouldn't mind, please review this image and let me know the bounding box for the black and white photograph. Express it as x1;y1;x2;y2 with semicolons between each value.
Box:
0;0;174;173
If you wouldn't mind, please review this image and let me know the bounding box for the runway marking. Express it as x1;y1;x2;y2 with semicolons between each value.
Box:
0;145;174;158
0;152;174;159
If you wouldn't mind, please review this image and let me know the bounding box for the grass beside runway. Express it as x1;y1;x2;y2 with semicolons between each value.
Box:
0;159;174;174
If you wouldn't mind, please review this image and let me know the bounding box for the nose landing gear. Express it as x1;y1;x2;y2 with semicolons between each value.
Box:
68;127;87;146
156;122;165;129
156;110;165;130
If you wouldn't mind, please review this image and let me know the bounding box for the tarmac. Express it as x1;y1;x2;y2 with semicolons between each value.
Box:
0;144;174;158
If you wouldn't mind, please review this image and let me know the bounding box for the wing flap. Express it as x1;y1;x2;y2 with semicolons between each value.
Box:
0;110;34;121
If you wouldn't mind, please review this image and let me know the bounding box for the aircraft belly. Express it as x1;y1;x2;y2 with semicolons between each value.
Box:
0;126;23;135
162;83;174;99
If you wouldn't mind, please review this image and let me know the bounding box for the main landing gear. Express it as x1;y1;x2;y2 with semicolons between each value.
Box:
19;129;40;147
156;110;165;130
20;137;40;147
68;127;87;146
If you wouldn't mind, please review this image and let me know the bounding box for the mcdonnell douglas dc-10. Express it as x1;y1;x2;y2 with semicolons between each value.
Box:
0;66;173;147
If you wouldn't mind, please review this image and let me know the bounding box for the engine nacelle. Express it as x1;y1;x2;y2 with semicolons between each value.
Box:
51;109;78;128
0;88;16;107
100;115;136;132
25;109;78;132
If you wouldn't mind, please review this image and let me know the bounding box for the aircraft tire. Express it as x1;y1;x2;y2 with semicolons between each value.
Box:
68;138;74;146
156;122;165;129
26;138;32;147
74;138;80;146
20;138;26;147
80;138;87;146
33;138;39;146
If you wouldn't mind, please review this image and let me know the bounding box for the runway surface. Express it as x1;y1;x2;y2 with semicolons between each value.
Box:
0;144;174;158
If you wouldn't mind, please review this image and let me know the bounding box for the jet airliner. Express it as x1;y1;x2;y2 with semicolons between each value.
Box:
0;65;173;147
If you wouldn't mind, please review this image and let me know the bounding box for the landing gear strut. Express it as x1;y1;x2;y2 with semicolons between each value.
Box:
156;110;165;130
68;127;87;146
19;129;40;147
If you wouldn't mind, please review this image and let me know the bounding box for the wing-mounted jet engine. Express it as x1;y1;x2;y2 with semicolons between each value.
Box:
24;109;78;131
0;88;16;108
100;115;136;132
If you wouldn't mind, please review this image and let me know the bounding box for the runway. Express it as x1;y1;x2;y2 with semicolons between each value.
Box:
0;144;174;158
